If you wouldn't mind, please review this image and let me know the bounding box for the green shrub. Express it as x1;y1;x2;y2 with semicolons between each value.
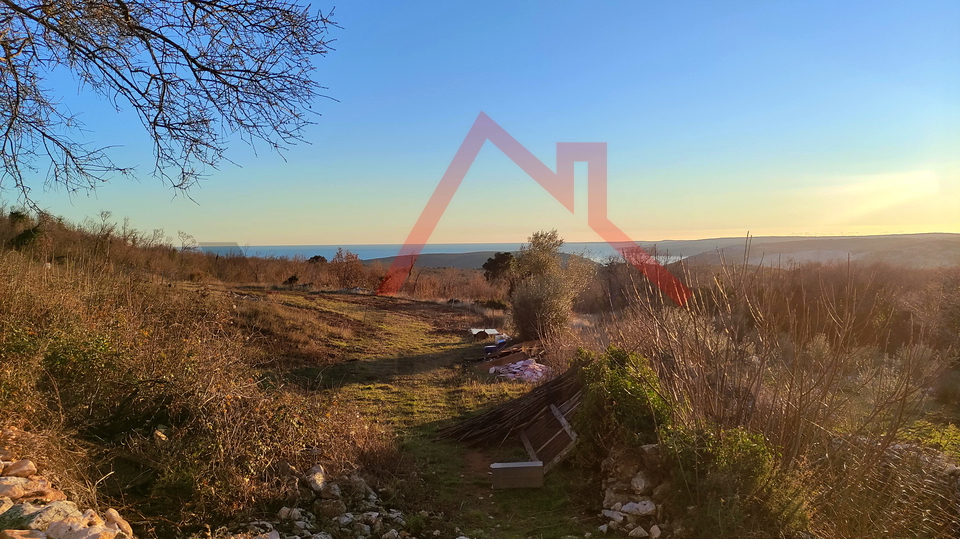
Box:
10;225;43;249
509;230;593;340
661;426;807;538
576;347;672;449
511;272;576;341
44;335;117;379
575;346;807;537
8;210;30;225
481;251;513;282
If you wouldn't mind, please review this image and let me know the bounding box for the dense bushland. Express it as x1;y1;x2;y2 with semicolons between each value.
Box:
4;208;960;537
579;256;960;537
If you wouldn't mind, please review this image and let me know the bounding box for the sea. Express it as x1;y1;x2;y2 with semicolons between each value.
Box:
199;242;634;261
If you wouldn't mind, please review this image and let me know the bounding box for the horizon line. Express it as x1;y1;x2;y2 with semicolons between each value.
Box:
210;231;960;247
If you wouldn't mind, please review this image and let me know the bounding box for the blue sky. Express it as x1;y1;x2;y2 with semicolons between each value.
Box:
21;0;960;244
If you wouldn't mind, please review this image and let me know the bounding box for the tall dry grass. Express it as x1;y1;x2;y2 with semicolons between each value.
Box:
0;215;397;530
0;209;505;303
394;266;504;302
590;255;960;537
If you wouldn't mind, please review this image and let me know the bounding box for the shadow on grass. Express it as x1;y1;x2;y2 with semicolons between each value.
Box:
396;424;598;539
284;341;488;390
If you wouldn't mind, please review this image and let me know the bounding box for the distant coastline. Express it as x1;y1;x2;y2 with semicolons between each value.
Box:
197;233;960;271
201;242;627;261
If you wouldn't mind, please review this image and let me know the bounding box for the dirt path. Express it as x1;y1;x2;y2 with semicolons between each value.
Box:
233;289;595;538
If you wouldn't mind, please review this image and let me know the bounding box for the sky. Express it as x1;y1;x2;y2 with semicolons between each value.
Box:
15;0;960;245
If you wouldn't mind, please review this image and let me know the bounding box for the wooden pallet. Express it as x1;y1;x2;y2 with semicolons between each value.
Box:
490;392;580;488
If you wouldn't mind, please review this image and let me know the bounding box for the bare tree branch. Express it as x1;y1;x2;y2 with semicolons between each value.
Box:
0;0;337;206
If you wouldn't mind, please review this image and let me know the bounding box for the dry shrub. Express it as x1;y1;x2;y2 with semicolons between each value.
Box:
399;267;501;302
234;299;355;365
329;248;367;289
591;256;959;537
0;210;510;303
0;423;100;511
0;210;373;289
0;250;397;528
809;437;959;537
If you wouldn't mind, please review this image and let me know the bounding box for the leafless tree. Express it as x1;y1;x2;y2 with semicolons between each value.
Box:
0;0;336;205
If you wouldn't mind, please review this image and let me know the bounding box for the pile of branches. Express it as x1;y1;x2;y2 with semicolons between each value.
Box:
437;368;581;446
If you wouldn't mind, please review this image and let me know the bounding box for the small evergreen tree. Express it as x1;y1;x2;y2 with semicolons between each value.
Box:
482;251;514;282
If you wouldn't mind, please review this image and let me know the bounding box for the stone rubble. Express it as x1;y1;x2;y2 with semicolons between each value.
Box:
220;465;459;539
0;444;136;539
597;444;684;538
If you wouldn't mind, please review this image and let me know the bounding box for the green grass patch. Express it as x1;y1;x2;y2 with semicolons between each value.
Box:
903;419;960;461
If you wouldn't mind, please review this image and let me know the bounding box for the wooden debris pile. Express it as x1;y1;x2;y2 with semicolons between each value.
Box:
479;340;544;364
437;368;581;447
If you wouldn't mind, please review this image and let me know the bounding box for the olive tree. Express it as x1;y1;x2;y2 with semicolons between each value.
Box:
510;229;594;340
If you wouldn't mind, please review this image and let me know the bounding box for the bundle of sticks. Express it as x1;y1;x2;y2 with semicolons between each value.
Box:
436;368;582;446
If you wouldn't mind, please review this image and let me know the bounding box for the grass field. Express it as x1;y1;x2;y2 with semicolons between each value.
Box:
230;287;596;538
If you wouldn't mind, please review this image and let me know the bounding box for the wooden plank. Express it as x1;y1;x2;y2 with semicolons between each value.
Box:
534;424;563;453
521;406;551;431
490;461;544;489
550;404;578;441
528;412;559;443
519;430;539;461
524;415;556;450
544;438;577;474
538;427;573;464
557;392;582;417
490;396;582;481
526;417;554;447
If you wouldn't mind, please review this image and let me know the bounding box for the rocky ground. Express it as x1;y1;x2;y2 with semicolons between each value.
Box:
206;465;470;539
596;444;678;539
210;445;682;539
0;445;135;539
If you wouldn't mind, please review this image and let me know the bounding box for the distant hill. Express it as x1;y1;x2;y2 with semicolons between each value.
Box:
362;234;960;270
683;233;960;268
364;251;502;270
631;236;827;258
364;251;585;270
